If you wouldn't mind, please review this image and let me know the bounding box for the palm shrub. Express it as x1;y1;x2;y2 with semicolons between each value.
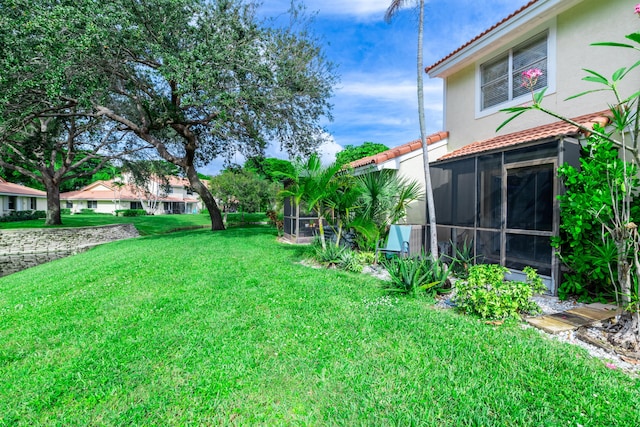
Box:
383;254;449;297
455;264;546;320
352;170;423;250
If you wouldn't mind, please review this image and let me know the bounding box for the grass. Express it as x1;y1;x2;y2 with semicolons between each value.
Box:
1;227;639;425
0;212;269;236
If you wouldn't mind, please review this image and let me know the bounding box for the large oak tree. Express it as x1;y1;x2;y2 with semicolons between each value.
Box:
1;0;336;230
0;1;149;225
95;0;336;230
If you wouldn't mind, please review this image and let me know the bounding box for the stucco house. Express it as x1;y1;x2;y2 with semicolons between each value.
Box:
0;178;47;216
354;0;637;293
61;175;203;215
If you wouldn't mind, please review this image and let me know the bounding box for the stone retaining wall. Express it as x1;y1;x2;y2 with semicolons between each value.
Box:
0;224;139;277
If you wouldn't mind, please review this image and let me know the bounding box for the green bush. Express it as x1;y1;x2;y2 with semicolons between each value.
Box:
383;254;450;297
314;243;345;266
60;208;71;215
455;264;546;320
446;239;477;279
0;210;46;223
79;208;95;214
338;248;363;273
115;209;147;217
357;251;376;266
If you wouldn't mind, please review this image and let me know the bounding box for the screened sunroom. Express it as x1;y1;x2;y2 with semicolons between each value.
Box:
428;137;582;294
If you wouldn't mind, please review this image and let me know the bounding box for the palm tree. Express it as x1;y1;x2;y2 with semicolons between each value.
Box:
385;0;439;260
280;154;342;250
357;170;423;237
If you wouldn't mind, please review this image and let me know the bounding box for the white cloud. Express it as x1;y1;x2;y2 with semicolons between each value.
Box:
260;0;397;20
304;0;392;17
316;132;343;165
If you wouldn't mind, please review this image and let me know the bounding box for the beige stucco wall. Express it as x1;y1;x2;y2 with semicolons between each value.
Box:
0;195;47;216
442;0;638;151
396;141;449;224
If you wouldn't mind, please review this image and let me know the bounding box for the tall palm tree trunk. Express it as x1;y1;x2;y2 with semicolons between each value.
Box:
385;0;439;261
416;0;438;260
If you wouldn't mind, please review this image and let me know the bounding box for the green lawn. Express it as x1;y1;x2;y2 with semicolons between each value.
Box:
0;212;268;235
1;227;639;425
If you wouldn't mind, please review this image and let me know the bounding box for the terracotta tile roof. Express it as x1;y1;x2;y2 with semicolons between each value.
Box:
61;177;199;203
425;0;539;73
0;178;47;197
438;110;610;161
349;131;449;169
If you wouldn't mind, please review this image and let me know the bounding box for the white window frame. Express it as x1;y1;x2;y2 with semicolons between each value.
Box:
475;21;556;118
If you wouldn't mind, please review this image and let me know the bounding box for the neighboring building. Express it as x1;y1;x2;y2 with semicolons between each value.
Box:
357;0;637;293
61;175;203;215
348;132;449;224
0;178;47;216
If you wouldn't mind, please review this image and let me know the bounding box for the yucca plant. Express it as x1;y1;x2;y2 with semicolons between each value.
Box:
382;254;449;297
446;239;478;279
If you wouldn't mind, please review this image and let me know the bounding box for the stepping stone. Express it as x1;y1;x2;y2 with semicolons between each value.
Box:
526;315;577;334
547;311;592;327
567;306;621;321
526;303;622;334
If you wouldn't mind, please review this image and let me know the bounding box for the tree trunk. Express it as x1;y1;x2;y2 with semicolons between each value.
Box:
184;163;225;231
618;254;632;305
416;0;438;261
318;213;326;250
44;180;62;226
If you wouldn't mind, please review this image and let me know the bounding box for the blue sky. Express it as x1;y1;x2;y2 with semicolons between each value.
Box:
203;0;531;174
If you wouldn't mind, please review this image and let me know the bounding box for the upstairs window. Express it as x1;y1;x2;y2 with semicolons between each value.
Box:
480;32;548;110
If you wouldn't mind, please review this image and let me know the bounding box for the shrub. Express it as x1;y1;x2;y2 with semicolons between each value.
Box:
446;239;477;279
338;248;363;273
79;208;95;214
314;244;345;266
383;254;450;297
455;264;546;320
356;251;376;266
60;208;71;215
115;209;147;217
0;210;46;222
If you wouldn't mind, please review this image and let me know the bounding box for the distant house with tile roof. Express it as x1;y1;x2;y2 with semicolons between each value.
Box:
348;131;449;224
61;175;203;215
353;0;637;293
0;178;47;217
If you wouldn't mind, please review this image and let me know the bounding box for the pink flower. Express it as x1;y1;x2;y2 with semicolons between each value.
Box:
521;68;543;89
522;68;543;80
606;362;617;370
635;3;640;15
